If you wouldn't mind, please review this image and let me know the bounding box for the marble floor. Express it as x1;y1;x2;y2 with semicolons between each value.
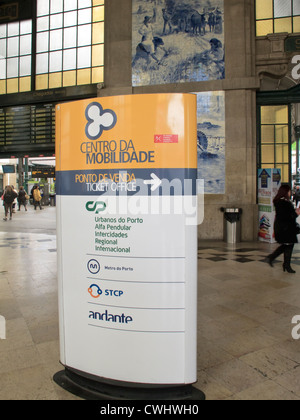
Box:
0;206;300;400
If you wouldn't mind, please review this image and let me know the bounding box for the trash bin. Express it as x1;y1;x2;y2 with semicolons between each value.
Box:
221;208;242;244
50;195;56;206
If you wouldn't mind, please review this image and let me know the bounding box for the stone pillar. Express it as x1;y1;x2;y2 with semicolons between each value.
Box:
200;0;259;241
98;0;260;241
99;0;133;97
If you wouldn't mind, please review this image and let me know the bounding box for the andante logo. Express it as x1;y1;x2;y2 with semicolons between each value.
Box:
86;201;106;213
89;310;133;324
85;102;117;140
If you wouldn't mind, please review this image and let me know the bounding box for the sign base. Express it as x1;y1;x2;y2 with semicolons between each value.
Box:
53;368;206;401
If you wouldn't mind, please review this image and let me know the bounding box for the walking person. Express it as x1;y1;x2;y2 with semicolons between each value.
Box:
17;186;28;211
32;185;43;210
2;185;17;221
267;185;300;273
11;185;18;213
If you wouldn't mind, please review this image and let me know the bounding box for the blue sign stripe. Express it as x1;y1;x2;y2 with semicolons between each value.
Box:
56;168;197;196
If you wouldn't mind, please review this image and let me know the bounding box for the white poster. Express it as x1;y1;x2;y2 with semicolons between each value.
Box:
258;168;281;243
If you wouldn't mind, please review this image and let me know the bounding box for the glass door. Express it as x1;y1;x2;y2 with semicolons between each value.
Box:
259;104;290;183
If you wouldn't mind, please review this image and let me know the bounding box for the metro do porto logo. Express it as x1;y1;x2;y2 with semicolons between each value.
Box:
85;102;117;140
87;259;100;275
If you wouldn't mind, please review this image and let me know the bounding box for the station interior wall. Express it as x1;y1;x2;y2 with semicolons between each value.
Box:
101;0;259;241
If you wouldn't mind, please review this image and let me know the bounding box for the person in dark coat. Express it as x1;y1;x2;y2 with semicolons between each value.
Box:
2;185;17;221
267;185;300;273
17;186;28;211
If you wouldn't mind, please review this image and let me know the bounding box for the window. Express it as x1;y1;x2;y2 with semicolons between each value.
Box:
256;0;300;36
36;0;104;90
0;20;32;94
259;105;290;183
0;0;104;95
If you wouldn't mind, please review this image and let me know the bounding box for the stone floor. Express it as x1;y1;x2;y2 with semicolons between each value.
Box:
0;205;300;400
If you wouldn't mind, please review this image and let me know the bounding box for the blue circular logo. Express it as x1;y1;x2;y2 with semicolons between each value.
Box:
87;259;100;275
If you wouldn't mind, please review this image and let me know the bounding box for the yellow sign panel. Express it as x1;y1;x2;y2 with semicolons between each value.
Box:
56;93;197;172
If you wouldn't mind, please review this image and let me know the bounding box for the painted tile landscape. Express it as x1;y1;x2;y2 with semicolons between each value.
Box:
197;91;225;194
132;0;225;86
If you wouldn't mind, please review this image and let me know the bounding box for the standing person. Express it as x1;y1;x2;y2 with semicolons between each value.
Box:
293;185;300;207
267;185;300;273
17;186;28;211
2;185;17;221
32;185;43;210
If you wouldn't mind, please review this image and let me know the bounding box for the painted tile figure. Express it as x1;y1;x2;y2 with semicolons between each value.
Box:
132;0;225;86
197;91;225;194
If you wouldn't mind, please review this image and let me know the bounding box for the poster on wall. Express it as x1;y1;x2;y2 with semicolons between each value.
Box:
258;168;281;243
132;0;225;87
197;91;225;194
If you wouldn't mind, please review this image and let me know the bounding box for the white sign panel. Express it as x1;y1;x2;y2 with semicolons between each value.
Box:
56;94;198;386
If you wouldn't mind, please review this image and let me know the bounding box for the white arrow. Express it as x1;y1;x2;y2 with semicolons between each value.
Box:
144;173;162;191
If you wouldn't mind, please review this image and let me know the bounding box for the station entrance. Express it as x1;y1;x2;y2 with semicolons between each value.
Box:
257;84;300;188
0;156;56;206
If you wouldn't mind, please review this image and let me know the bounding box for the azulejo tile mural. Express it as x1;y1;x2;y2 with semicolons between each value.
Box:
197;91;225;194
132;0;225;87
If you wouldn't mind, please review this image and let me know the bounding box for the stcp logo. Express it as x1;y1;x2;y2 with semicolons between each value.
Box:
85;102;117;140
88;284;124;299
88;284;103;298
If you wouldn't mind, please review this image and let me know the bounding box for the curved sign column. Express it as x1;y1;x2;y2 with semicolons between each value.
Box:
54;93;203;399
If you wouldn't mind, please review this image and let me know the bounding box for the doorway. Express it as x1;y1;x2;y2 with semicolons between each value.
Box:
0;156;56;206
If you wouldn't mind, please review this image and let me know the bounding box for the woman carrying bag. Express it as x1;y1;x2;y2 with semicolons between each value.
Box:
2;185;17;221
267;185;300;273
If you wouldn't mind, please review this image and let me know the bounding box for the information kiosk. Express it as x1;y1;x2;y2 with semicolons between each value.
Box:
54;93;204;400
